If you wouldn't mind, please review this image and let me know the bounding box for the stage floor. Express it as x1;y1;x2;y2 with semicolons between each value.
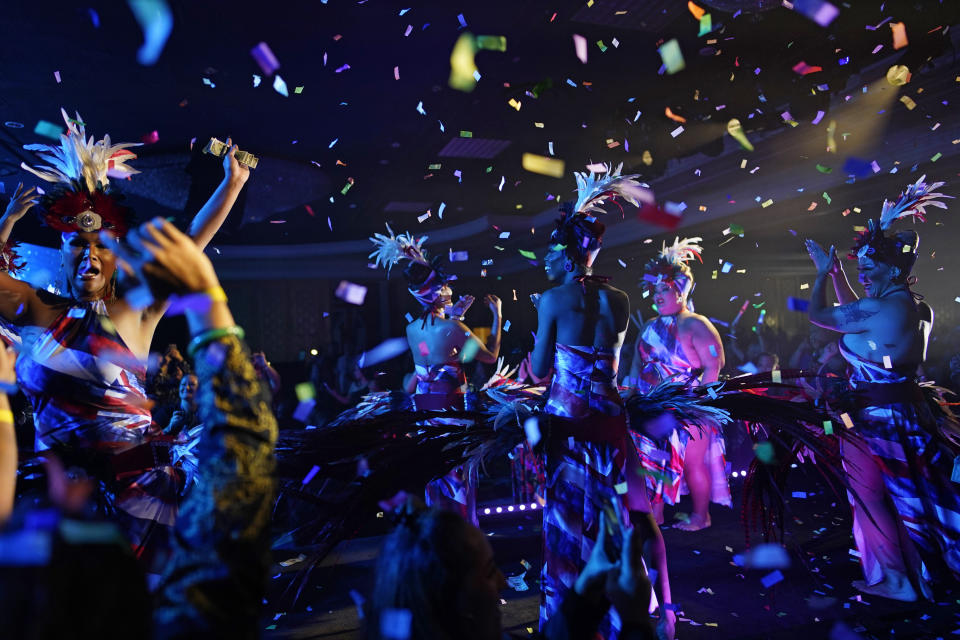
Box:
263;470;960;639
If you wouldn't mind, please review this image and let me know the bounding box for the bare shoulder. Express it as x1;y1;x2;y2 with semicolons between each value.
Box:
681;312;719;336
600;282;629;303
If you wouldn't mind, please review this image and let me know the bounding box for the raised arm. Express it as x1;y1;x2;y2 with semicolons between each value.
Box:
0;183;36;249
454;295;502;365
531;289;558;380
688;315;725;384
188;139;250;251
828;252;858;305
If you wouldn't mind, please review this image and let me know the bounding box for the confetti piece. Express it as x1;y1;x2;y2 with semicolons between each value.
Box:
670;126;684;138
33;120;64;140
792;61;822;75
727;119;753;151
826;120;837;153
573;34;588;63
380;608;412;640
786;297;809;312
252;74;262;87
771;370;781;384
295;382;316;402
141;130;159;144
823;420;834;435
335;281;367;305
761;570;784;588
687;1;705;20
523;418;541;447
302;465;320;485
793;0;839;27
128;0;174;66
900;95;917;110
54;70;61;83
658;39;685;75
614;482;629;495
882;355;892;369
840;413;854;428
359;338;410;367
890;21;908;50
745;543;791;569
416;101;426;115
822;192;832;204
449;33;479;92
250;41;281;75
698;14;712;36
273;74;289;97
519;249;537;260
754;441;775;464
460;339;480;363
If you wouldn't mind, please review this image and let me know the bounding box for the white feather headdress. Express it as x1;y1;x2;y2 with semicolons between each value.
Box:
21;108;141;194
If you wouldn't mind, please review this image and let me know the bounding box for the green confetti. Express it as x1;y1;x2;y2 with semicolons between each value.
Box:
476;35;507;51
341;181;353;195
428;163;442;170
728;223;745;236
822;191;832;204
931;152;943;162
823;420;834;435
596;40;607;52
33;120;64;140
519;249;537;260
698;13;712;36
485;166;493;173
460;338;480;363
816;164;833;173
294;86;304;94
295;382;316;402
754;441;776;464
459;130;473;138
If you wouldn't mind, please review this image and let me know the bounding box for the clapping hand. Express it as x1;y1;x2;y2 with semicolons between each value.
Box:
804;239;839;277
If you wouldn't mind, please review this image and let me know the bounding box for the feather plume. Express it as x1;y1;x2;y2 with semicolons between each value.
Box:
21;109;141;193
879;174;952;230
572;162;650;215
659;236;704;266
368;223;430;274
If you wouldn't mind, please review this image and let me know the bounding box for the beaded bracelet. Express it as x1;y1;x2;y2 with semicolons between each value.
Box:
187;326;245;358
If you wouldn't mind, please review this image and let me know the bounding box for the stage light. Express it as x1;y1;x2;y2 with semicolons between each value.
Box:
530;503;538;510
519;504;526;511
731;471;739;478
507;506;514;512
496;507;503;513
484;508;491;515
309;348;318;356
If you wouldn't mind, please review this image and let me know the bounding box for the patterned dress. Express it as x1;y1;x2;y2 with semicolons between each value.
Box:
540;344;635;637
840;341;960;595
16;300;181;565
632;315;731;507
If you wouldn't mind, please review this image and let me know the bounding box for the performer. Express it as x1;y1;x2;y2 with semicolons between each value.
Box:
369;224;502;524
1;109;249;565
531;164;674;639
805;175;960;601
626;237;730;531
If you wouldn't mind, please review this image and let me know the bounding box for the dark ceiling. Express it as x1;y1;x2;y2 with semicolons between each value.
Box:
3;0;958;249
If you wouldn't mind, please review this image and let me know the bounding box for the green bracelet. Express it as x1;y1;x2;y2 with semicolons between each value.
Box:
187;326;245;358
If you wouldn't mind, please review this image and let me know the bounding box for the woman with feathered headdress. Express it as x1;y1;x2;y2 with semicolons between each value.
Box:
625;236;730;533
805;175;960;602
0;108;250;568
369;223;502;523
530;163;676;639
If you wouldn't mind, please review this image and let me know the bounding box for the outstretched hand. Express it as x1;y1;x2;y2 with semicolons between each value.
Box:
2;183;38;223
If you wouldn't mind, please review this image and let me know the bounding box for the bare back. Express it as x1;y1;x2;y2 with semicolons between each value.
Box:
840;291;926;368
406;316;470;367
551;281;630;350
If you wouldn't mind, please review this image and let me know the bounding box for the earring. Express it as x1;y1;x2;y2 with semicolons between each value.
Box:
564;259;574;272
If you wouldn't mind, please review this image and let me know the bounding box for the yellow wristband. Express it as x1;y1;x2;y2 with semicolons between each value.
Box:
0;410;13;423
204;286;228;303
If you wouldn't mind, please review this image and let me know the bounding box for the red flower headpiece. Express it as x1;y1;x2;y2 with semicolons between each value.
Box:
41;188;133;236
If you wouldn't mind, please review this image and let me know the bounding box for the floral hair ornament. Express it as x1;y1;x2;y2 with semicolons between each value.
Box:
369;223;455;312
849;175;951;275
551;162;650;268
641;236;704;297
21;108;140;236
